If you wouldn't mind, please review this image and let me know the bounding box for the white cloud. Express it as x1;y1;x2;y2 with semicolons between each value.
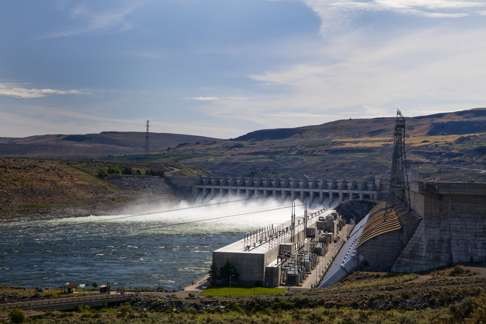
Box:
190;96;221;102
304;0;486;33
197;25;486;129
189;96;248;102
42;1;143;39
0;83;86;99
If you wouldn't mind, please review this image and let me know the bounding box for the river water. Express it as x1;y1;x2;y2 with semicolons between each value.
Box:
0;198;305;290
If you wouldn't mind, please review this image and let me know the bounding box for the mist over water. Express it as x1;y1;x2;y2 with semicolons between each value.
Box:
49;196;315;234
0;197;326;289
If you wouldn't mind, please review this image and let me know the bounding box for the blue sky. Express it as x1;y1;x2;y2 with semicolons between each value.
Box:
1;0;486;138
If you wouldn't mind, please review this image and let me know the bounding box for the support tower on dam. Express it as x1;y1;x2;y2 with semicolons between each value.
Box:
389;110;410;207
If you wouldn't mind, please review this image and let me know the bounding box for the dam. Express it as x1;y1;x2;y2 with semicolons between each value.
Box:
208;110;486;289
194;177;384;202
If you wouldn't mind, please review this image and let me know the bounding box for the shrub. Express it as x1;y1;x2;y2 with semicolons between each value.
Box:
96;169;107;179
107;166;120;175
449;297;474;320
9;309;26;323
449;266;466;277
118;303;134;318
121;167;133;175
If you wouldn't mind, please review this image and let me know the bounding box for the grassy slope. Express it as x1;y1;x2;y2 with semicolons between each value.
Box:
0;158;203;220
202;287;286;298
5;266;486;323
0;158;124;219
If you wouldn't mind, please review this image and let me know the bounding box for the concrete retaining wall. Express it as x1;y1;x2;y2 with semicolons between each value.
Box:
392;182;486;272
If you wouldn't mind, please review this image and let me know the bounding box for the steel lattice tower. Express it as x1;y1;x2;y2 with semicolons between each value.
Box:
389;110;410;207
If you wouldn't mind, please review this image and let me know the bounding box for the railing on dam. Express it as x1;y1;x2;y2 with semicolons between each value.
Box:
193;177;384;202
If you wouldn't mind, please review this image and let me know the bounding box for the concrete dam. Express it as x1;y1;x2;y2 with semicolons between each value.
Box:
194;177;384;202
319;180;486;287
205;110;486;288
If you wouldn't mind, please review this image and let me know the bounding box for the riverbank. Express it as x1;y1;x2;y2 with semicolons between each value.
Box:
0;158;190;221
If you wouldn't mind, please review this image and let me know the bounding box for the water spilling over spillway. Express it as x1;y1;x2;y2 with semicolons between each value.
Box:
0;197;315;289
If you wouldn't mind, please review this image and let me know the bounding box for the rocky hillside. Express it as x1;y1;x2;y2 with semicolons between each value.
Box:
1;108;485;182
162;108;486;181
236;108;486;141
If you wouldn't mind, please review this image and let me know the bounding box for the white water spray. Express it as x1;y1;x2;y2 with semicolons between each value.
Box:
50;196;333;233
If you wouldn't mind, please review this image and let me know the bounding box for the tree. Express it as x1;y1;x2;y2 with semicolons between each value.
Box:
220;261;239;286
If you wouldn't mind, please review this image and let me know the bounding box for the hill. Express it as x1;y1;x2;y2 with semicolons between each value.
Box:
0;158;202;220
0;132;219;158
235;108;486;141
1;108;485;182
162;108;486;181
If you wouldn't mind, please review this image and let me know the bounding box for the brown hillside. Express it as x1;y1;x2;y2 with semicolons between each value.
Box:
0;159;124;219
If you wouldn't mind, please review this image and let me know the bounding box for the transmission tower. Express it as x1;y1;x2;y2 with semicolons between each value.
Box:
389;110;410;207
145;120;150;155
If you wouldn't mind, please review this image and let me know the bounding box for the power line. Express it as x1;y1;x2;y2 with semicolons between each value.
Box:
47;198;250;227
137;203;305;233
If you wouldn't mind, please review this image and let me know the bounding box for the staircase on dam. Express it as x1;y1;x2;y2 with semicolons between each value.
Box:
194;177;384;203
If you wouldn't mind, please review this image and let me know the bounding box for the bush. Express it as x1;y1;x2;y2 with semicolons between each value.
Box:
96;169;108;179
118;303;134;318
107;166;120;175
449;297;474;320
9;309;26;323
449;266;466;277
121;167;133;175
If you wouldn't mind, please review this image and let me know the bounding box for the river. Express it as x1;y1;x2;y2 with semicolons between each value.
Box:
0;198;305;290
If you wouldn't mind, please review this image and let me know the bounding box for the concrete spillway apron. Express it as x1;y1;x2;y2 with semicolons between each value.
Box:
318;214;370;288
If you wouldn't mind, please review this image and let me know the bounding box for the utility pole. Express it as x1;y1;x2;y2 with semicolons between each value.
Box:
145;120;150;155
291;201;296;244
304;204;308;236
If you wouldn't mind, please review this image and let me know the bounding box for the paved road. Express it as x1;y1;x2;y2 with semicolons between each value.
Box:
301;224;352;289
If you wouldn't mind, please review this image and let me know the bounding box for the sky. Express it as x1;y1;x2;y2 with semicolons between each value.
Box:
1;0;486;138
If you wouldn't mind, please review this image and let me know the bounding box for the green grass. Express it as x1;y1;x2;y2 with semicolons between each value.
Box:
337;273;419;289
202;287;286;298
